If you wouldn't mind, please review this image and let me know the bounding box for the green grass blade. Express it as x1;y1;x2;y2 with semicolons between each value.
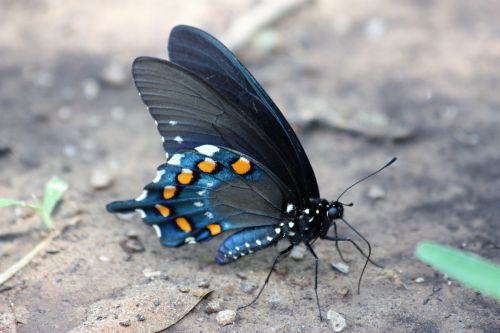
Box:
416;241;500;300
0;199;25;208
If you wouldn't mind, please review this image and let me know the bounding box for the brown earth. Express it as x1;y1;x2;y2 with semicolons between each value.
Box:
0;1;499;332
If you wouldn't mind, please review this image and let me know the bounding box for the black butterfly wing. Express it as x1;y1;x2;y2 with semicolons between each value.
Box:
133;56;312;206
167;25;319;201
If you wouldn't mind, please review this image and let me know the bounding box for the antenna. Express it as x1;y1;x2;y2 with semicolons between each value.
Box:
337;157;397;202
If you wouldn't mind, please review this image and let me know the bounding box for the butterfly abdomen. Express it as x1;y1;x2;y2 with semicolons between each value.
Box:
216;226;281;264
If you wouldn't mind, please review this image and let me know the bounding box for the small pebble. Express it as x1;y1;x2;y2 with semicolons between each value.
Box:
120;235;145;253
336;286;350;299
119;320;131;327
290;244;306;260
178;286;190;293
90;169;113;190
142;268;162;278
216;309;236;326
198;280;210;288
240;282;257;294
153;299;161;307
136;314;145;321
101;62;128;87
82;79;100;99
99;255;110;262
415;277;425;283
368;185;386;200
331;261;350;274
63;144;77;158
327;309;347;332
205;299;223;314
267;294;281;306
235;272;247;280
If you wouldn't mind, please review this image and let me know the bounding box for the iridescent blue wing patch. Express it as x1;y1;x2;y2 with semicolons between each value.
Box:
107;145;297;248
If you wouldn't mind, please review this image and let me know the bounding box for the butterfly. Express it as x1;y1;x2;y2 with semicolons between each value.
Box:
106;25;396;319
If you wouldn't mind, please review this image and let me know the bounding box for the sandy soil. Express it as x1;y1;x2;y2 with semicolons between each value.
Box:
1;1;499;332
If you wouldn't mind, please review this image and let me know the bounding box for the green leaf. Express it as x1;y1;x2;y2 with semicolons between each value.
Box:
0;199;26;208
43;177;68;215
41;177;68;229
416;241;500;300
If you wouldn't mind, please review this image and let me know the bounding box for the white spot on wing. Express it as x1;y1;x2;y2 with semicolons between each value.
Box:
304;209;310;214
194;201;203;207
286;203;294;213
168;120;178;126
235;246;240;251
256;240;262;246
245;242;250;248
195;145;220;156
206;181;214;187
154;120;158;126
288;222;295;228
197;190;207;196
204;211;214;219
153;170;165;183
185;237;196;244
267;236;273;241
161;136;165;143
135;209;146;219
168;153;184;166
135;190;148;201
173;136;183;143
152;224;162;238
274;228;281;234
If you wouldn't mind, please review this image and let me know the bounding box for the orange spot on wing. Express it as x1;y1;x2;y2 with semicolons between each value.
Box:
206;223;222;236
163;186;176;199
231;157;251;175
175;217;192;232
155;204;170;217
197;158;217;173
177;169;193;184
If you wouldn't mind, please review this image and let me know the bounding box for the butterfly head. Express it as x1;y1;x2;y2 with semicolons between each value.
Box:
326;201;346;221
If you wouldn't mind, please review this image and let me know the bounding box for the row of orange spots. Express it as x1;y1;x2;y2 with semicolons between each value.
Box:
174;216;222;236
231;157;252;175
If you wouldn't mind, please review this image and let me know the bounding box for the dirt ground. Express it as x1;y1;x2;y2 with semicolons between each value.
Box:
1;1;499;332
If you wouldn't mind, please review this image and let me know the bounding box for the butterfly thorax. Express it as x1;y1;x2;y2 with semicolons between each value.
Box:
284;198;341;245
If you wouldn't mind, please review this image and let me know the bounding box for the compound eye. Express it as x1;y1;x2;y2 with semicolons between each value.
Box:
327;207;339;219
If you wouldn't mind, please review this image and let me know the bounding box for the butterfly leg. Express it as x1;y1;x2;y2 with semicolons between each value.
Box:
237;244;293;311
323;236;384;269
305;242;323;321
332;222;350;263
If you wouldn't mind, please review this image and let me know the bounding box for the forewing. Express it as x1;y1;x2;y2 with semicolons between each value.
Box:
133;56;316;204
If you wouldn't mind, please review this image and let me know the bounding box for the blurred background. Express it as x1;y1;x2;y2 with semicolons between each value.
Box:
0;1;499;332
